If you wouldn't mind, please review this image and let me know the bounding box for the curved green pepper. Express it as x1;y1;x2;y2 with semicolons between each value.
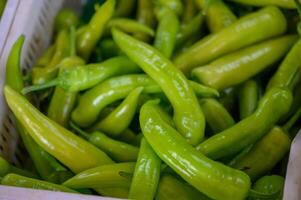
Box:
76;0;115;60
154;6;180;58
174;6;287;74
32;30;70;85
129;138;161;200
113;29;205;145
32;45;55;68
5;35;73;183
4;86;113;173
114;0;135;17
239;79;260;119
71;123;139;162
54;9;79;32
181;0;198;24
140;100;251;200
22;56;142;93
200;98;235;134
197;87;293;160
252;175;284;200
196;0;237;33
267;39;301;90
2;173;77;193
63;163;135;189
191;35;298;90
118;129;143;147
156;175;211;200
91;87;143;137
107;18;155;37
226;0;296;9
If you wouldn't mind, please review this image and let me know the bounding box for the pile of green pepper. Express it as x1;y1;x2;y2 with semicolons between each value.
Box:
2;0;301;199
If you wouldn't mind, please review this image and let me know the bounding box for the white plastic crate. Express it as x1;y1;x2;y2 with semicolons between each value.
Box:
0;0;300;199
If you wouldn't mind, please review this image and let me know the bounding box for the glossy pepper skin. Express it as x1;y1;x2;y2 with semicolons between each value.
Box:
239;79;260;119
197;87;293;160
228;127;291;180
22;56;142;93
129;138;161;200
91;87;143;137
32;45;55;68
63;163;135;189
140;100;251;200
191;35;297;90
113;29;205;145
107;18;155;37
252;175;284;200
157;0;183;16
76;0;115;60
71;123;139;162
200;98;235;134
4;86;113;173
5;36;72;183
1;173;77;193
196;0;237;33
267;39;301;90
0;157;36;178
156;175;211;200
54;9;79;32
173;6;287;74
134;0;156;42
226;0;296;9
32;30;70;85
154;6;179;58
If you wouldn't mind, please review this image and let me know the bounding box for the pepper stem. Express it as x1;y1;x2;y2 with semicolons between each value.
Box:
70;26;76;57
294;0;301;35
283;107;301;133
69;122;90;140
21;79;60;95
248;189;280;199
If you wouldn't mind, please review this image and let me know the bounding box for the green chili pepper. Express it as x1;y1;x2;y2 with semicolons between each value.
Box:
2;173;77;193
4;86;114;173
157;0;183;16
129;138;161;200
5;35;73;183
228;107;301;180
70;123;139;162
71;74;214;128
118;129;143;146
0;157;36;178
156;175;211;200
113;29;205;145
32;45;55;68
219;87;237;114
97;38;121;60
239;79;260;119
32;30;71;85
175;11;204;50
95;187;129;198
267;39;301;90
22;56;142;94
196;0;237;33
252;175;284;200
196;87;292;160
200;98;235;134
107;18;155;37
77;0;115;60
191;35;297;90
154;6;180;58
135;0;156;41
140;100;251;200
226;0;296;9
91;87;143;136
63;163;135;189
54;8;79;32
173;6;287;74
114;0;135;17
181;0;197;24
